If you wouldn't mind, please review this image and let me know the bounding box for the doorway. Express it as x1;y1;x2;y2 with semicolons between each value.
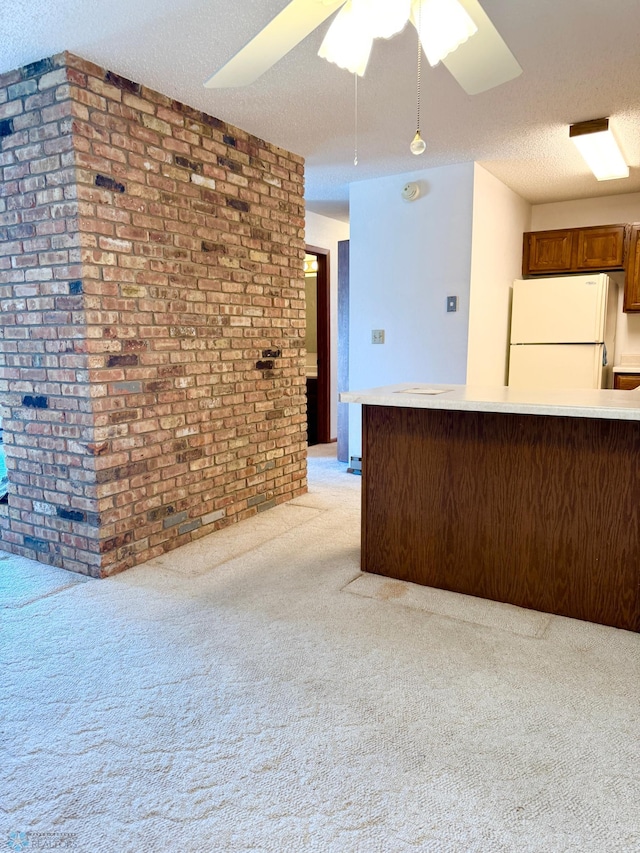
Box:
304;245;330;446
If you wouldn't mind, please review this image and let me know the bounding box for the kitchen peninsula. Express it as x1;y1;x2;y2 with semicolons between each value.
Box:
341;384;640;632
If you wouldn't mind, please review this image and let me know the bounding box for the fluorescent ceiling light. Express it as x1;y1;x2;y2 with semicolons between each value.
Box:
570;118;629;181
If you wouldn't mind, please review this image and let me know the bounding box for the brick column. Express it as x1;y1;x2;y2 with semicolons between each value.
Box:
0;52;307;577
0;55;101;573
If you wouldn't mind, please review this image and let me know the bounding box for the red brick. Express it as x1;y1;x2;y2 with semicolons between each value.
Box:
0;50;306;577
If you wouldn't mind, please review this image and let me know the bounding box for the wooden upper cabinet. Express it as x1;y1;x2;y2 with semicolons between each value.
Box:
623;224;640;312
523;224;628;277
575;225;626;269
523;230;573;274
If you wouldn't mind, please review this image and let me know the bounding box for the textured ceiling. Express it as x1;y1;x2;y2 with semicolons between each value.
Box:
2;0;640;221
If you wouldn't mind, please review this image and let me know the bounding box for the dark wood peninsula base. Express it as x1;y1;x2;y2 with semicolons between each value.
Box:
362;404;640;632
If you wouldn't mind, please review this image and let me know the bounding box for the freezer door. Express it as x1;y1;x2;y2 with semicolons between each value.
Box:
508;344;605;389
510;275;608;343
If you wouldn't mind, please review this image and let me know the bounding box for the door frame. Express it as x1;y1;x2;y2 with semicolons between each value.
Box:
306;244;331;445
337;239;349;461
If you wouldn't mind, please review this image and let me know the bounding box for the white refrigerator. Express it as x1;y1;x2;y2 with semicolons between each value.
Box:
508;274;617;390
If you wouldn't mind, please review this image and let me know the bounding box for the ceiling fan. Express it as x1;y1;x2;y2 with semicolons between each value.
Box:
204;0;521;96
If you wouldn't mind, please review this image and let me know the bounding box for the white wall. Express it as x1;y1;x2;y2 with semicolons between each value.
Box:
305;211;350;440
466;165;531;386
530;192;640;230
348;162;475;458
530;193;640;361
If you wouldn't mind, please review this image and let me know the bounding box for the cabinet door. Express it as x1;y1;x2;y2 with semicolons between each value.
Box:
575;225;626;270
614;373;640;390
623;224;640;312
523;230;573;275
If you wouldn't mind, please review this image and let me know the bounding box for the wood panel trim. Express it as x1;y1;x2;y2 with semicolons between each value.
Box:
337;239;350;462
623;225;640;312
306;244;331;444
362;404;640;632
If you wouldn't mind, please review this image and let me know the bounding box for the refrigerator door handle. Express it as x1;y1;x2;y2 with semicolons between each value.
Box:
603;343;608;367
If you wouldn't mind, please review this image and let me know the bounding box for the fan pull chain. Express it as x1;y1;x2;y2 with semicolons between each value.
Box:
416;32;422;137
410;2;426;155
354;72;358;166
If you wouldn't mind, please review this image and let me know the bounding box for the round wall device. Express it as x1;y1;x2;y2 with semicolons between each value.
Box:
401;182;420;201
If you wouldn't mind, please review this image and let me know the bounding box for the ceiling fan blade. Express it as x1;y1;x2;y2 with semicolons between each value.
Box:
204;0;346;88
441;0;522;95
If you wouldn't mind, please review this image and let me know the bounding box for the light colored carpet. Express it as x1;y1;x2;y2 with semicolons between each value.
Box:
2;444;639;852
0;551;90;607
344;573;552;639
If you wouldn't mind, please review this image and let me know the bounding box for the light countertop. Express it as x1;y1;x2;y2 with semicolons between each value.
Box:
613;365;640;374
340;383;640;421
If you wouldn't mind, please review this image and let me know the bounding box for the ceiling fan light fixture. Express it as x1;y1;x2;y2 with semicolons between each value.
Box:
304;255;320;275
318;0;374;76
366;0;412;38
570;118;629;181
411;0;478;67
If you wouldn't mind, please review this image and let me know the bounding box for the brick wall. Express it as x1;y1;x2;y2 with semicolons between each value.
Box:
0;52;307;577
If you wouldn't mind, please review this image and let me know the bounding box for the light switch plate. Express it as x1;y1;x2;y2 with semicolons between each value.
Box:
371;329;385;344
447;296;458;313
